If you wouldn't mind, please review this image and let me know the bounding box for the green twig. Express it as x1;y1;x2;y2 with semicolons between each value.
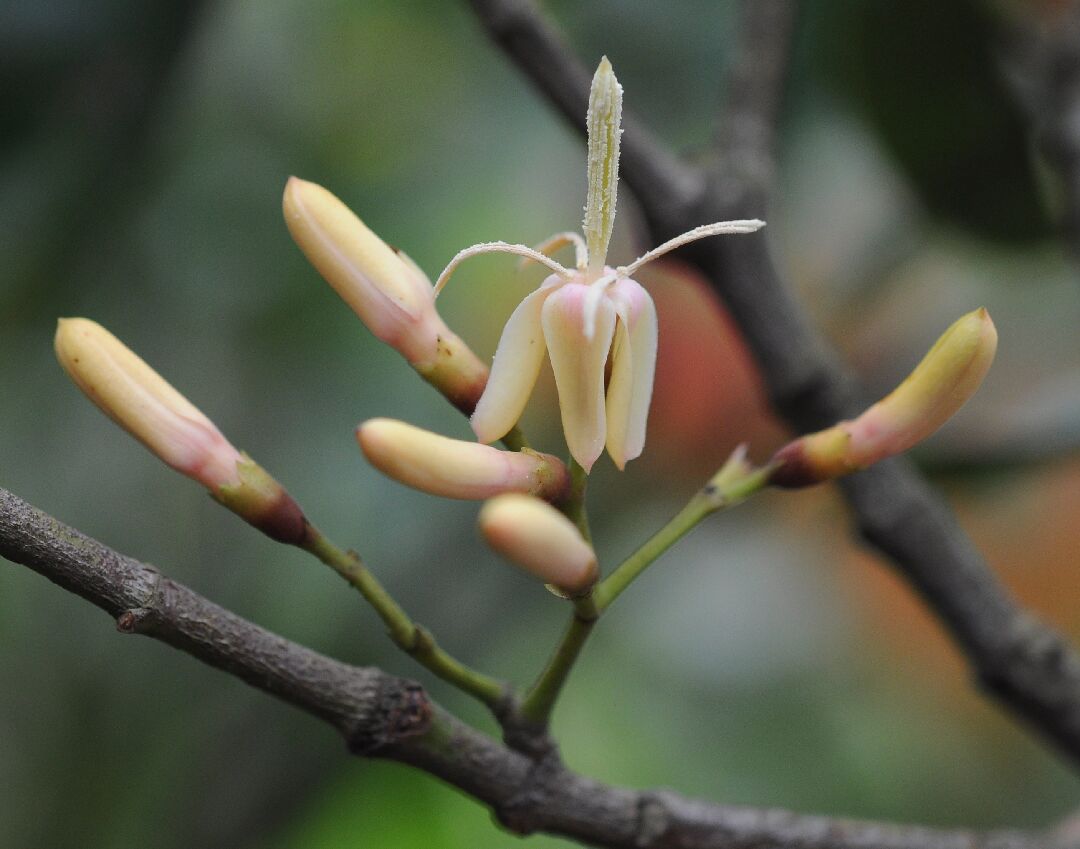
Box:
302;528;506;709
500;424;529;452
593;453;773;613
519;592;599;726
561;456;592;541
518;457;595;730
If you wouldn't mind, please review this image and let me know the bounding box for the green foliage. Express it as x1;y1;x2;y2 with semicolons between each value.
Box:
816;0;1049;244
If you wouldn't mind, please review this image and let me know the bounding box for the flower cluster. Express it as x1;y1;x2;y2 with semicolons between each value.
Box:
52;57;998;604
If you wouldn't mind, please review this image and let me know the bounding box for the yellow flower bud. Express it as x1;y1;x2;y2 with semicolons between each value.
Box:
55;318;307;543
356;418;569;502
283;177;488;412
55;318;243;489
283;177;432;336
478;494;598;594
771;308;998;487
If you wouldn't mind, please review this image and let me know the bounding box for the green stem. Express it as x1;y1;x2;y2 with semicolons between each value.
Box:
562;457;592;542
514;459;597;730
519;592;599;726
302;528;506;709
593;459;772;613
500;425;529;453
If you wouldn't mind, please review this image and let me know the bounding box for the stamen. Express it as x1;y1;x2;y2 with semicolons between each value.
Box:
619;220;765;277
583;57;623;274
434;242;573;297
518;232;589;271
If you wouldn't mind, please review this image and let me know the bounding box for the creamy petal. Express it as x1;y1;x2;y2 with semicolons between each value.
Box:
605;278;658;469
471;277;561;443
543;282;617;471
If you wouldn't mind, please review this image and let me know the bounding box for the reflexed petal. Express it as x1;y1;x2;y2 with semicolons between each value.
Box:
605;278;658;469
471;277;561;443
542;282;617;471
581;270;617;339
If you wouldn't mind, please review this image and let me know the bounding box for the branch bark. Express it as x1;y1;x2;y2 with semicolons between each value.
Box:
1004;2;1080;260
0;486;1070;849
467;0;1080;769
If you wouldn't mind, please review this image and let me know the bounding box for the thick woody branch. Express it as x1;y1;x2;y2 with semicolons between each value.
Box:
0;486;1069;849
468;0;1080;768
0;487;428;751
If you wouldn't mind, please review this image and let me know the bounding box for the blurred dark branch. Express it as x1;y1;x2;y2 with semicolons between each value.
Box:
710;0;796;193
1004;2;1080;259
1;486;1072;849
469;0;1080;770
465;0;704;225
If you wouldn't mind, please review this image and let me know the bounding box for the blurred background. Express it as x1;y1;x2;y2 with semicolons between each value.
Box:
2;1;1080;846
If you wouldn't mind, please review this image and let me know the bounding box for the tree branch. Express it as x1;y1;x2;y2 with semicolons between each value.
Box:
467;0;1080;769
0;486;1071;849
466;0;704;224
1003;2;1080;260
710;0;796;185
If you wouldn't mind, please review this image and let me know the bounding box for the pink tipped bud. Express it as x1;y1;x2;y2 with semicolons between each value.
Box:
55;318;244;490
478;494;598;594
283;177;487;412
771;308;997;487
357;418;569;502
55;318;307;544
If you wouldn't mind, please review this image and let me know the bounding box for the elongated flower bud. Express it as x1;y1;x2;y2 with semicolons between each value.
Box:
357;418;569;502
770;308;998;487
479;494;598;595
55;318;308;543
283;177;488;412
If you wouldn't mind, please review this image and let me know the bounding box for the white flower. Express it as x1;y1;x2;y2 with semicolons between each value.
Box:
435;57;764;472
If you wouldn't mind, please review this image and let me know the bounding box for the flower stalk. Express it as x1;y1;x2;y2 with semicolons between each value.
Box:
593;447;772;613
301;528;506;708
53;319;507;710
518;602;598;728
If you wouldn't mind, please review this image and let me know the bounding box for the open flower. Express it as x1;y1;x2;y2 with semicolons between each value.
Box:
434;57;763;471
